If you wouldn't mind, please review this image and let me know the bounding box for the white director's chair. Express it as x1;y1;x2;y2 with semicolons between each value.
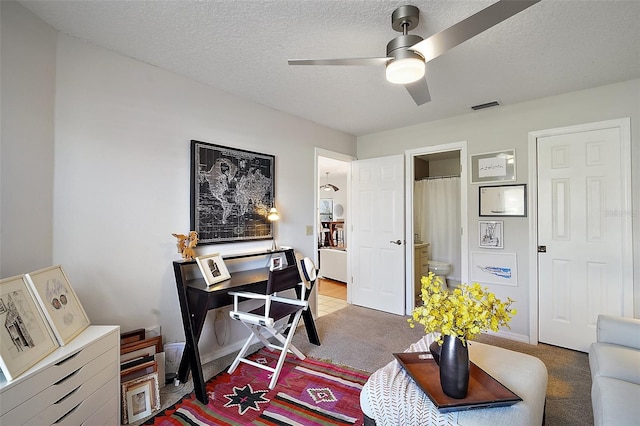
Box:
228;256;317;389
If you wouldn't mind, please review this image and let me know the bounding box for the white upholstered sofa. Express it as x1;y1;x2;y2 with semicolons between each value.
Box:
588;314;640;425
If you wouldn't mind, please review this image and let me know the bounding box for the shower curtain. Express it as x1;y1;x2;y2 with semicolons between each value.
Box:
414;177;461;282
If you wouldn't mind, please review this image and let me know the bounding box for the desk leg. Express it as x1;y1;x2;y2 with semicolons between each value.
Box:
294;281;321;346
174;264;209;404
302;309;321;346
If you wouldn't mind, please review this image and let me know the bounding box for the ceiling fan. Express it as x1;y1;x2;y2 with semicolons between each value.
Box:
288;1;540;105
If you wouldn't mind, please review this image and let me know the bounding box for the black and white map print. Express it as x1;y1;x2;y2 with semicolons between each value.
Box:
192;141;275;244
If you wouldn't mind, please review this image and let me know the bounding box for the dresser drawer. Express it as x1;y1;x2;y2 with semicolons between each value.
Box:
58;377;119;426
416;246;430;258
25;361;117;426
81;393;119;426
0;326;119;426
0;327;119;416
2;347;118;425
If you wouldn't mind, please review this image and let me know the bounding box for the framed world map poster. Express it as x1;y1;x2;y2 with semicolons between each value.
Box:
191;140;275;244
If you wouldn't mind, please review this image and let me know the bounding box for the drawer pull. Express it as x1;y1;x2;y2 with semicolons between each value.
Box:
54;401;81;424
54;367;82;385
54;385;80;405
55;350;81;366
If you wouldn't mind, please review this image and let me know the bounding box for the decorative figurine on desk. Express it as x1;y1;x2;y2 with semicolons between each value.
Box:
172;231;199;260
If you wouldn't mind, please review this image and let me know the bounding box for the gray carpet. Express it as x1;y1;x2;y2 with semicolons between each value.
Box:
292;304;593;426
134;304;592;425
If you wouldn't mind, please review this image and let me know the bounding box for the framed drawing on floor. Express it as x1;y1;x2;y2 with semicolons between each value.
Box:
25;265;90;345
0;275;59;381
122;372;160;424
191;140;275;244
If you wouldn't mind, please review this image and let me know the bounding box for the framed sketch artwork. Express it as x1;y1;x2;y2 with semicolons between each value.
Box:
191;140;275;244
0;275;59;381
471;252;518;286
196;253;231;286
25;265;90;346
479;220;504;249
470;150;516;184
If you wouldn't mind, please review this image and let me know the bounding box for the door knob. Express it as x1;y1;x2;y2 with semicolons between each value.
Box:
390;240;402;245
538;245;547;253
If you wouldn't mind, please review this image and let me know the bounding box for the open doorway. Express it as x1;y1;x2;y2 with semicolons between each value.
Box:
405;143;468;313
316;150;353;317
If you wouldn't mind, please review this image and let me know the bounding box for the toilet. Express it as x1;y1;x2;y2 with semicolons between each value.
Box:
428;261;451;291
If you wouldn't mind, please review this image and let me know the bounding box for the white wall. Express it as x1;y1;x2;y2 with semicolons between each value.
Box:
358;79;640;338
2;0;356;363
52;35;356;357
1;1;57;277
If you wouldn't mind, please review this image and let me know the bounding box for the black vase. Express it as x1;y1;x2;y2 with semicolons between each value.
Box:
439;334;470;399
429;339;441;365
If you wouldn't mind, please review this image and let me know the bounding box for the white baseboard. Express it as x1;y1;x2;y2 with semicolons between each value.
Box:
200;338;248;366
483;329;531;344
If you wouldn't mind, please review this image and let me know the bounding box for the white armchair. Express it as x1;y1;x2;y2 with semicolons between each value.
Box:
589;315;640;425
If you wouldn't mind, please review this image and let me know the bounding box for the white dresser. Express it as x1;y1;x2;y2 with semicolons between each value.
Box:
0;325;120;426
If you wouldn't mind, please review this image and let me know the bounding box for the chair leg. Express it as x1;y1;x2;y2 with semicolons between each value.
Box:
228;332;255;374
268;311;305;389
229;324;271;374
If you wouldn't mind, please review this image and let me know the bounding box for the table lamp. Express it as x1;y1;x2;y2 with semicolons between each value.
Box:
268;207;279;250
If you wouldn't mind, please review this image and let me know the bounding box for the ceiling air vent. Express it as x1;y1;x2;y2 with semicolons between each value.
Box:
471;101;500;111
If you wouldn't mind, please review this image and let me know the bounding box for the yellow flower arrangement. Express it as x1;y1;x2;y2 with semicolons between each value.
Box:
408;272;517;344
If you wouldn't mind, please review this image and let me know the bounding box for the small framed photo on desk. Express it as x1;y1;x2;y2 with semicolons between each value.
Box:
196;253;231;286
269;255;285;271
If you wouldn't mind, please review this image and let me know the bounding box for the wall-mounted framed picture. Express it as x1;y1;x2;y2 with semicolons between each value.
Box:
470;149;516;184
195;253;231;286
319;198;333;222
479;220;504;249
191;140;275;244
25;265;90;346
0;275;60;381
479;184;527;217
471;252;518;286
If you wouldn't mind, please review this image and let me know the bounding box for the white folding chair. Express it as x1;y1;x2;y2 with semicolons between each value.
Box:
228;258;316;389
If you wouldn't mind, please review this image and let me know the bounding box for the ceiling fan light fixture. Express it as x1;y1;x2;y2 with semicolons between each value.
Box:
386;57;425;84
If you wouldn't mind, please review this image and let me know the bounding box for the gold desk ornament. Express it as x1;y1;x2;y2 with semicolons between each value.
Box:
172;231;199;260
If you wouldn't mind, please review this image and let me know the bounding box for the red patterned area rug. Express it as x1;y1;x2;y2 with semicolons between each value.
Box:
143;348;370;425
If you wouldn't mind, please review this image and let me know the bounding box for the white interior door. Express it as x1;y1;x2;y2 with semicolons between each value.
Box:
537;122;632;352
351;155;405;315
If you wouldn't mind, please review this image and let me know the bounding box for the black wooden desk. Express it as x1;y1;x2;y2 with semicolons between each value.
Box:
172;248;321;404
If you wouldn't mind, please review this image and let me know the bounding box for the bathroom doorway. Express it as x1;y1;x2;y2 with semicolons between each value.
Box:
405;143;468;312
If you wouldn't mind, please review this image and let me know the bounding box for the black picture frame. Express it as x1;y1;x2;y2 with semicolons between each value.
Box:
190;140;275;244
479;184;527;217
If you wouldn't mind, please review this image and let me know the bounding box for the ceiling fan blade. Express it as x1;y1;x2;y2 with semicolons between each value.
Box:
404;78;431;106
410;0;540;63
288;57;391;66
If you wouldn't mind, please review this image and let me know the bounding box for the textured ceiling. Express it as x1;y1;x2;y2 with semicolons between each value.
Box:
19;0;640;136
